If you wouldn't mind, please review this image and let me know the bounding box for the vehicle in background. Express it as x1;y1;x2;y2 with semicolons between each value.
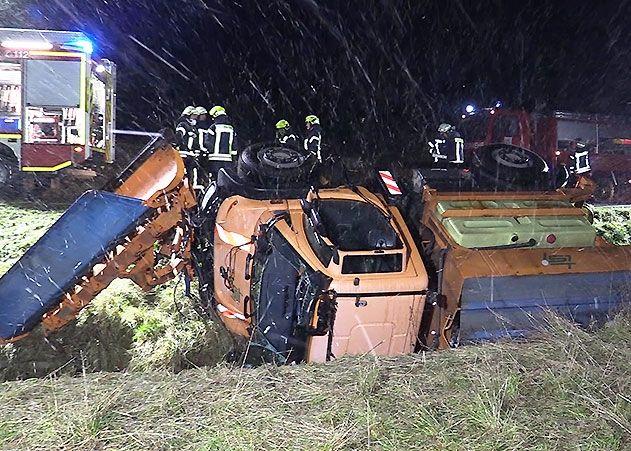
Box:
458;107;631;203
0;28;116;189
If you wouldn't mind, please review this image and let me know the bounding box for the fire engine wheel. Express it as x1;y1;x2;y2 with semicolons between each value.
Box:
592;177;615;203
0;155;17;192
238;143;315;183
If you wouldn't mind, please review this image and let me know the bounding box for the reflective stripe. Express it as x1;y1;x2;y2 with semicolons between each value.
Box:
208;154;233;162
215;223;252;250
378;170;402;195
22;161;72;172
216;303;247;321
453;137;465;163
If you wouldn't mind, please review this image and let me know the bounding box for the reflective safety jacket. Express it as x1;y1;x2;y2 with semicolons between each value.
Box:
569;148;591;174
201;114;237;162
276;128;299;148
428;130;464;164
304;124;322;162
175;118;198;159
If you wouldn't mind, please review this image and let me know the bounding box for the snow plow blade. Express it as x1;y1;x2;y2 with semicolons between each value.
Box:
0;143;196;344
0;191;150;341
108;141;186;205
459;270;631;341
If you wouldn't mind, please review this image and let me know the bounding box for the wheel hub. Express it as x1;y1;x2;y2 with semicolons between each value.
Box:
258;147;306;169
492;147;532;168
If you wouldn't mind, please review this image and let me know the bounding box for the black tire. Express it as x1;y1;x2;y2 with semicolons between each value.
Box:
237;143;315;185
592;175;615;203
0;154;18;194
473;144;550;190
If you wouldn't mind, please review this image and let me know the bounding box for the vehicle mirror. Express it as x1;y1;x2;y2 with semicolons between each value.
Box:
331;246;340;265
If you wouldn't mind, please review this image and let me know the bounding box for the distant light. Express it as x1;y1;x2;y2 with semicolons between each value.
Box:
461;114;466;119
495;101;502;108
95;64;106;73
554;150;561;156
66;39;93;54
1;40;53;50
490;109;496;115
465;104;475;114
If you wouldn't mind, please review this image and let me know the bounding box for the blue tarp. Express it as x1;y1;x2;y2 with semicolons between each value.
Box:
460;271;631;341
0;191;150;341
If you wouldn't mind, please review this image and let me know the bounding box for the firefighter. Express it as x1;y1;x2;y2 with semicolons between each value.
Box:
568;138;591;175
304;114;322;163
175;106;197;157
195;106;211;130
175;106;204;190
200;105;237;181
275;119;299;147
429;123;464;168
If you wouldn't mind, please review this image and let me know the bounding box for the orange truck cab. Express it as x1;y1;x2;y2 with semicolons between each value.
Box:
207;170;428;364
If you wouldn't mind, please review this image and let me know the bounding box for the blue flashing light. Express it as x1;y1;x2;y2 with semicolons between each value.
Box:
495;100;502;108
465;104;475;114
66;38;94;54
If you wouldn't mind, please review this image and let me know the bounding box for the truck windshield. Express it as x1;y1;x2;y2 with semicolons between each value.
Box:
250;225;329;363
312;200;401;251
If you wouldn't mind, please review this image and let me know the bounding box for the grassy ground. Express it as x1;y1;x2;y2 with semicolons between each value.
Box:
592;205;631;246
0;312;629;450
0;200;233;381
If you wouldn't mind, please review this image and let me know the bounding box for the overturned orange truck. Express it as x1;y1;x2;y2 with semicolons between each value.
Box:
0;141;629;364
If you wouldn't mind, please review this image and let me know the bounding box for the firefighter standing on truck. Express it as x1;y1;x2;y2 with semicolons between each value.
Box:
175;106;205;189
304;115;322;163
275;119;299;147
429;123;464;168
175;106;196;153
200;105;237;182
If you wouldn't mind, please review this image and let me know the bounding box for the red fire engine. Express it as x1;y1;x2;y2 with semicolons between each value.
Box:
0;28;116;187
458;107;631;203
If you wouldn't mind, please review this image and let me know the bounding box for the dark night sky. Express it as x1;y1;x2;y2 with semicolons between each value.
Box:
4;0;631;158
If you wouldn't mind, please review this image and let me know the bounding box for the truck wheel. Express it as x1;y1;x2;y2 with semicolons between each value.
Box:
238;143;315;184
473;144;549;189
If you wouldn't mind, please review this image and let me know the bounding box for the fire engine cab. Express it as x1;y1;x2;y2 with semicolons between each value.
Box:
0;28;115;181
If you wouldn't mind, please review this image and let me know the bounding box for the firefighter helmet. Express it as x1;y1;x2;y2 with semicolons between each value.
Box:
210;105;226;118
181;106;195;117
193;106;208;116
438;123;454;133
575;138;587;149
305;115;320;125
275;119;290;129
